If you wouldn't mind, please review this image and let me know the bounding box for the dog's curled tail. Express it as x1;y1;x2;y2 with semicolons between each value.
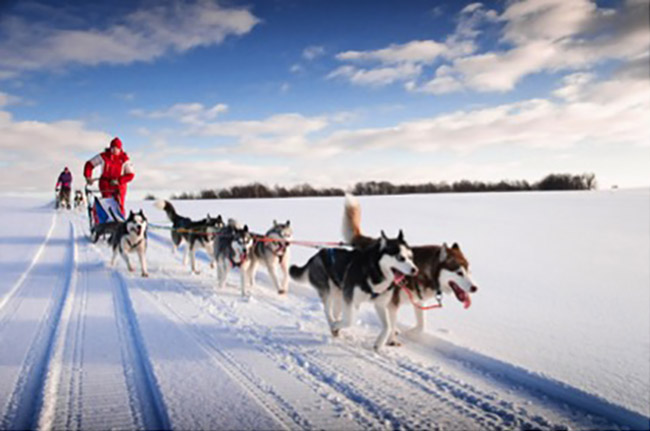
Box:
289;263;309;283
342;193;362;243
154;199;178;222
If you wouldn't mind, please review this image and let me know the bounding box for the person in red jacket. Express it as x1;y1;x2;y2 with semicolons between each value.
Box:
84;137;134;214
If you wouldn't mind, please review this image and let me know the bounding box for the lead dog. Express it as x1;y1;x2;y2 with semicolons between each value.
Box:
110;210;149;277
155;200;224;273
214;219;255;297
290;229;418;351
342;194;478;341
248;220;293;294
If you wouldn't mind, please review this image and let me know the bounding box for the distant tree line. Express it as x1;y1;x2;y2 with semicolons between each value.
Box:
143;173;596;200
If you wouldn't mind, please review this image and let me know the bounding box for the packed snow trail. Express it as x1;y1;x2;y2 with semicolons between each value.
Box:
0;200;648;431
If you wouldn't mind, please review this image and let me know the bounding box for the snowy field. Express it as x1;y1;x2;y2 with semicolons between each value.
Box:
0;190;648;430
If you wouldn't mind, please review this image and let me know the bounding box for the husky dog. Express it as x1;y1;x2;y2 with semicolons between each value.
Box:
73;190;85;210
214;220;255;297
55;188;71;210
154;200;224;273
342;194;478;340
290;229;418;351
110;210;149;277
91;220;121;243
248;220;293;294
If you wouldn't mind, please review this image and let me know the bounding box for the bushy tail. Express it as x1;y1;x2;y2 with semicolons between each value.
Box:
289;263;309;283
342;193;362;243
154;200;179;223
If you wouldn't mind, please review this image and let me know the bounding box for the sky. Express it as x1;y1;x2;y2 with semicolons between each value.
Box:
0;0;648;198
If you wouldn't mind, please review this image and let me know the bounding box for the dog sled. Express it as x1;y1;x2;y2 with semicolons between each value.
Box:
55;187;71;210
85;185;124;242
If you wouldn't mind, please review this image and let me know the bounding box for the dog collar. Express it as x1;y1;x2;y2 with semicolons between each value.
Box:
126;238;143;249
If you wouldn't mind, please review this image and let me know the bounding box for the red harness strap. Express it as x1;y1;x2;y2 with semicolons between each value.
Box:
394;275;443;311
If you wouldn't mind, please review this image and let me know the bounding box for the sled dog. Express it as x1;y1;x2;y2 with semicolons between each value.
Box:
55;188;71;210
248;220;293;294
154;200;224;273
290;228;418;351
73;190;85;210
110;210;149;277
214;219;255;297
91;220;121;243
342;194;478;339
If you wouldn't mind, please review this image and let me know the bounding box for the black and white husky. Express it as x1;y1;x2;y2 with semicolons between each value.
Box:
214;219;255;297
154;200;224;273
342;194;479;339
290;229;418;351
110;210;149;277
248;220;293;294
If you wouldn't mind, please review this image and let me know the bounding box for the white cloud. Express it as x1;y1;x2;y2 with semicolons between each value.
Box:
289;63;303;74
0;110;111;193
302;45;325;60
0;91;20;107
132;102;229;125
331;0;649;94
0;1;259;77
327;63;423;86
323;70;650;154
336;40;447;65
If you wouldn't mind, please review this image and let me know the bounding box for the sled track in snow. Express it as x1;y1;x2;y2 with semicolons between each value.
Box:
131;276;307;430
0;220;75;430
110;270;171;430
0;212;57;328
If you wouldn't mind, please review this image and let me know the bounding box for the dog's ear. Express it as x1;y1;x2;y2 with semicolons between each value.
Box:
273;219;278;227
439;243;448;262
380;230;387;249
452;242;460;250
217;215;223;223
207;213;211;220
243;224;248;233
286;220;290;227
397;229;404;242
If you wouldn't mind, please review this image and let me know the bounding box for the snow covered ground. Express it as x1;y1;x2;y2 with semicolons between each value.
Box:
0;190;648;430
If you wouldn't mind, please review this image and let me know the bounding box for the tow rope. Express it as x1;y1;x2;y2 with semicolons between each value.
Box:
147;222;350;249
393;274;443;311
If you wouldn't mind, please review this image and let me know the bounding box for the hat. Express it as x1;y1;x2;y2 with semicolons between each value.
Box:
110;137;122;149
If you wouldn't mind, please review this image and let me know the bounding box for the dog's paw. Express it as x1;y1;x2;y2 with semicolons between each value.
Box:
142;272;149;278
277;289;287;295
331;326;340;337
373;344;385;353
387;340;402;347
128;266;135;272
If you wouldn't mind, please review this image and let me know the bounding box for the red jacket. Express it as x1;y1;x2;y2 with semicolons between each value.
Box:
84;149;134;185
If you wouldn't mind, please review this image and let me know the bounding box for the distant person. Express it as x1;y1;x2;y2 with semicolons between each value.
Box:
84;137;135;214
55;166;73;209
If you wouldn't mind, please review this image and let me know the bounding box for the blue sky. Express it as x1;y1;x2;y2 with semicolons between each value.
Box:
1;0;648;197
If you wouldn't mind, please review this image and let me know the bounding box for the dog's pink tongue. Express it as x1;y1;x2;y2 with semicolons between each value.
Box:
463;295;472;309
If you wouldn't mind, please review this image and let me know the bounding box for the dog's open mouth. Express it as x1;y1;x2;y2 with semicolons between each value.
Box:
449;280;472;309
391;268;407;282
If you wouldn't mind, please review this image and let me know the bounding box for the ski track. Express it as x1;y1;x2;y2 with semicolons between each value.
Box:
0;212;645;431
0;217;74;430
0;212;57;330
48;215;169;430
